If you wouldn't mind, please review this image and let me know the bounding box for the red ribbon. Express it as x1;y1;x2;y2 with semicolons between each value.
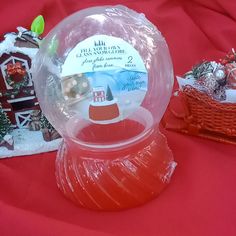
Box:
7;62;26;76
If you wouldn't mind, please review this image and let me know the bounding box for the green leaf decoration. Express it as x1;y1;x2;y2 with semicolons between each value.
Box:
31;15;45;35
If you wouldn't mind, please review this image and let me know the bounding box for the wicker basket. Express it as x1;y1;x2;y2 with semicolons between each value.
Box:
163;85;236;144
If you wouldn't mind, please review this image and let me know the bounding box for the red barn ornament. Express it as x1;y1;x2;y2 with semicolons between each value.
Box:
0;16;61;158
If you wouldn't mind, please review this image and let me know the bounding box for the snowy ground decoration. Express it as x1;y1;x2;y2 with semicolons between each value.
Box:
0;129;62;158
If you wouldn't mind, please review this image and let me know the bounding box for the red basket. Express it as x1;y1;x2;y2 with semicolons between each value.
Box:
163;85;236;144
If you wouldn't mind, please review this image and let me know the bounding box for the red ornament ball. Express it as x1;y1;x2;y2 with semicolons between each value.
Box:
225;63;236;89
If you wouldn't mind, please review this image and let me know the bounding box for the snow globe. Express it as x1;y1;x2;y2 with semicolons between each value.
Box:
32;5;176;210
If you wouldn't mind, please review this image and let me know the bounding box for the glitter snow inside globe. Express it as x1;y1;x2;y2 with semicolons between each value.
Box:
32;5;177;210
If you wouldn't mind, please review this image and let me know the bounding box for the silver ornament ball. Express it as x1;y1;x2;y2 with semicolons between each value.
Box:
215;69;225;80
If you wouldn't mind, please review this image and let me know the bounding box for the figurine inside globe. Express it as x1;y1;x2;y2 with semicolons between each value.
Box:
32;5;176;210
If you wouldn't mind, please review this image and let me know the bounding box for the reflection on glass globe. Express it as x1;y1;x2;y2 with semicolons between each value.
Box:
32;5;176;210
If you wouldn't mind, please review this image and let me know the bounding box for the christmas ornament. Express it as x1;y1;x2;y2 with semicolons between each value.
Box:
196;73;218;93
0;15;61;158
192;61;215;79
214;68;225;80
225;63;236;89
220;48;236;65
163;51;236;145
32;5;176;210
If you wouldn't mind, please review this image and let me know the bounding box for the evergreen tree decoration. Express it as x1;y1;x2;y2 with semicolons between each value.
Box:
40;114;60;142
106;85;114;101
40;114;54;132
0;104;12;142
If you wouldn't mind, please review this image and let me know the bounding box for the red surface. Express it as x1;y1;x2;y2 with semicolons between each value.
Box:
1;0;236;235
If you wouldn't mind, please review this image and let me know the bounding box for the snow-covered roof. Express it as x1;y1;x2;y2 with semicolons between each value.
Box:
0;27;39;60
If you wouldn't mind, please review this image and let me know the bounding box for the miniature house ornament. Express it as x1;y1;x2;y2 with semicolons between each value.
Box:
32;5;176;210
0;15;61;158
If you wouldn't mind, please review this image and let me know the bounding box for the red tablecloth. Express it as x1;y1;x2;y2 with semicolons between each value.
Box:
1;1;236;235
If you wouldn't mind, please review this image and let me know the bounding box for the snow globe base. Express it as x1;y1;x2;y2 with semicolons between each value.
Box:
55;108;176;211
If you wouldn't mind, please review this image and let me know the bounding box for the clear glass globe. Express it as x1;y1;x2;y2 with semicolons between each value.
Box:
33;5;173;144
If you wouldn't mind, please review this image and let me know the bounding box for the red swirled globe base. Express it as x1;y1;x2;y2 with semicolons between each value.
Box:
55;120;176;211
